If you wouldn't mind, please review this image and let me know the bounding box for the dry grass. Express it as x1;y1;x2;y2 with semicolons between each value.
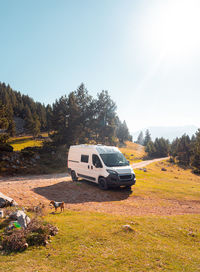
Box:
119;141;146;163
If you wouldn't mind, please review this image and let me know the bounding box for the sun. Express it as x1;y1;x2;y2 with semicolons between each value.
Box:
142;0;200;58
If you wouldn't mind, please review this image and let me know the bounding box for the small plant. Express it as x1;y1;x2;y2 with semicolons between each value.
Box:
1;229;27;252
0;216;58;253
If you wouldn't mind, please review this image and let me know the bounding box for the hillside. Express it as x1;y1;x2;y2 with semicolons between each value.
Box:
0;82;49;135
119;141;146;162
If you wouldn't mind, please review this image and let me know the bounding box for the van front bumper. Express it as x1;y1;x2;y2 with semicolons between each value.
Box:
106;173;136;187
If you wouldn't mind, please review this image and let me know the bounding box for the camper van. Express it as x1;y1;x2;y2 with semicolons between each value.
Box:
67;145;136;190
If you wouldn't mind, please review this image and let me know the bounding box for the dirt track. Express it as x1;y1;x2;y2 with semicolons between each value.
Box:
132;157;169;169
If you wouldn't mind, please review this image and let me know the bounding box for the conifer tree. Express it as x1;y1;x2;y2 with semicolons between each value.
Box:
136;131;144;145
144;129;151;146
190;129;200;172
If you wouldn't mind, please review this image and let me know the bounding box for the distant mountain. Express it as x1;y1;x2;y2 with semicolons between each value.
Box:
132;125;199;142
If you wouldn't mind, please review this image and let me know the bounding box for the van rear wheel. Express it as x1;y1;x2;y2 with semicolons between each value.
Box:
71;171;78;182
98;177;108;190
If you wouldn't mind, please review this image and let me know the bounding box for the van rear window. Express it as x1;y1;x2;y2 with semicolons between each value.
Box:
81;155;89;163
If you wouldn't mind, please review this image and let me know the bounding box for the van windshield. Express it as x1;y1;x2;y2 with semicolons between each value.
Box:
100;152;129;167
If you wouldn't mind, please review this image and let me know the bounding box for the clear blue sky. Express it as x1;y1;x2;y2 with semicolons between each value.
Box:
1;0;200;132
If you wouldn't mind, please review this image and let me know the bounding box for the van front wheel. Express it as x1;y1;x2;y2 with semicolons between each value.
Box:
71;171;78;182
98;177;108;190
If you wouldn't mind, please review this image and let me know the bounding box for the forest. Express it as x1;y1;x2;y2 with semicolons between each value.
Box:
136;129;200;173
0;82;132;146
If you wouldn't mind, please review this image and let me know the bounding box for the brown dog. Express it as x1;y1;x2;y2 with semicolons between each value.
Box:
49;200;64;212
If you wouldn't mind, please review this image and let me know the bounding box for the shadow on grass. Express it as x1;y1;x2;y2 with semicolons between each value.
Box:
33;179;132;204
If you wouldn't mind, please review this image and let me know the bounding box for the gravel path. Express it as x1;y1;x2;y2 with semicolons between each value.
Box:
132;157;169;169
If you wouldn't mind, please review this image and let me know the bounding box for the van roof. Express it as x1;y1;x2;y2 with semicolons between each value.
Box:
70;144;119;154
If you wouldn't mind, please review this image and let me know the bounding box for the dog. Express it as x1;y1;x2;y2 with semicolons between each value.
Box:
49;200;64;212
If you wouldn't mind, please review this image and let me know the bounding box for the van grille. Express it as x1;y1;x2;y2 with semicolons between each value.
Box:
119;175;132;181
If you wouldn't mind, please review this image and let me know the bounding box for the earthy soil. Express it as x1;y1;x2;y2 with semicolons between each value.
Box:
0;171;200;216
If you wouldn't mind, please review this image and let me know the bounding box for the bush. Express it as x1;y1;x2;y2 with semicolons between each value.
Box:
21;148;35;157
2;230;27;252
0;143;13;152
0;218;58;252
0;133;9;144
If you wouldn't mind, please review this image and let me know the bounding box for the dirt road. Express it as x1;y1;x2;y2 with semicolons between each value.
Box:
0;157;199;216
132;157;169;169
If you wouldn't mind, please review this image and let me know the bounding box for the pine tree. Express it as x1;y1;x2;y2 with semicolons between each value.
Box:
24;105;34;134
145;140;156;157
190;129;200;173
0;103;9;129
136;131;144;145
116;120;132;143
144;129;151;146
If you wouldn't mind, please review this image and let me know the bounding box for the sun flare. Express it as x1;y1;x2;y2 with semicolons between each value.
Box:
142;0;200;58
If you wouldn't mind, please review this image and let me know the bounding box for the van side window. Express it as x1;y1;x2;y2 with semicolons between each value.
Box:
81;155;89;163
92;154;102;168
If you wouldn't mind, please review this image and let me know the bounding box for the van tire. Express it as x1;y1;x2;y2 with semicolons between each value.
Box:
98;177;108;190
71;171;78;182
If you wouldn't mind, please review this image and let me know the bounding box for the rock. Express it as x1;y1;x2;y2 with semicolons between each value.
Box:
16;160;20;165
23;243;29;249
0;210;4;218
35;154;40;160
161;168;167;171
0;193;18;208
122;225;134;232
9;210;31;229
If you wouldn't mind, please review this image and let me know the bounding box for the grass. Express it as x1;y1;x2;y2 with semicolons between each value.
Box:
0;211;199;272
119;141;146;163
8;136;43;151
134;160;200;201
0;160;200;271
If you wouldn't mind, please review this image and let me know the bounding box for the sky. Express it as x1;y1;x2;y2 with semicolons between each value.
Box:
0;0;200;132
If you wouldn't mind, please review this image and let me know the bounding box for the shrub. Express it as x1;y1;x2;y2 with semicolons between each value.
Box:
0;143;13;152
2;230;27;252
0;217;58;252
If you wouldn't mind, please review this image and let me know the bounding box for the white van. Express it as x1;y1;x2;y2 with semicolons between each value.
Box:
67;145;136;190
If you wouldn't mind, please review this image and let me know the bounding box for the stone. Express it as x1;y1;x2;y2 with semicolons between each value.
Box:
122;224;134;232
161;168;167;171
35;154;40;160
9;210;31;229
0;193;18;208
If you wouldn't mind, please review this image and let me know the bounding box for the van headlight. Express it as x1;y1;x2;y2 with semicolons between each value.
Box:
131;168;135;174
106;169;118;175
